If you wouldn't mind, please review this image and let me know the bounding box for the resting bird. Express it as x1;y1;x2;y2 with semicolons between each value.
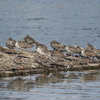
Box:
6;38;16;49
24;35;36;45
34;55;54;68
13;56;27;70
50;50;66;62
15;39;35;51
50;40;66;52
93;48;100;59
81;48;97;58
81;48;98;63
65;45;80;55
86;43;96;50
35;42;51;58
74;45;82;55
86;43;100;59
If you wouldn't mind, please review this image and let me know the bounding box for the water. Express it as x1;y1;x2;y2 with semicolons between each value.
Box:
0;0;100;49
0;71;100;100
0;0;100;99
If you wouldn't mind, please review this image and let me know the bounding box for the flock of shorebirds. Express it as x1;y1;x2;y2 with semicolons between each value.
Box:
5;35;100;69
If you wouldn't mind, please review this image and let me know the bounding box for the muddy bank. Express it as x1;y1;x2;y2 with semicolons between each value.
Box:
0;46;100;77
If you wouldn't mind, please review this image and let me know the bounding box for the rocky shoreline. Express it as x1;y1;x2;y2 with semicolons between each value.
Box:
0;46;100;77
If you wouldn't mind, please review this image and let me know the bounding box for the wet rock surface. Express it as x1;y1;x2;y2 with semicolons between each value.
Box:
0;46;100;77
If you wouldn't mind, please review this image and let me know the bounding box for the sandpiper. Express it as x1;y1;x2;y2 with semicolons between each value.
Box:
51;51;72;68
34;55;54;68
15;39;35;52
50;40;66;52
86;43;96;50
24;35;36;45
50;50;65;58
93;48;100;55
49;50;67;67
93;48;100;59
81;48;98;63
81;48;97;57
13;56;26;64
6;38;16;49
74;45;82;55
65;45;79;55
86;43;100;59
13;56;27;70
35;42;51;58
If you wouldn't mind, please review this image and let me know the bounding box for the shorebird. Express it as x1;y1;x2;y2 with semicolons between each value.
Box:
93;48;100;60
86;43;100;59
81;48;97;57
65;45;80;56
24;35;36;45
34;55;54;68
50;40;66;52
86;43;96;50
49;50;69;68
50;50;65;58
13;56;27;70
93;48;100;55
74;45;82;55
6;38;16;49
81;48;98;63
15;39;35;52
50;50;65;63
35;42;51;58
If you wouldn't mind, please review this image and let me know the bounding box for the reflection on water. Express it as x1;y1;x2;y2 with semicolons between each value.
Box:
0;70;100;100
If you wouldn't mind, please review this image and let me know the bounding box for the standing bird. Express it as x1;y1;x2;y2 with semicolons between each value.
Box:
6;38;16;49
24;35;36;45
50;40;66;52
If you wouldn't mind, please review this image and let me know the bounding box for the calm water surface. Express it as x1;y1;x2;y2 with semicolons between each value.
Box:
0;0;100;99
0;71;100;100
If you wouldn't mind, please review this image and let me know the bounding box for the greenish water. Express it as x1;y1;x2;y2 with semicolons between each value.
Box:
0;0;100;99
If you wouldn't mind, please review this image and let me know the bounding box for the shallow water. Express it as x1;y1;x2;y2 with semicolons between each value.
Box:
0;0;100;99
0;70;100;100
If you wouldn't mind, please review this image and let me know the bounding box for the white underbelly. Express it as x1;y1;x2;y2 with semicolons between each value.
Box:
15;42;22;49
37;47;45;55
81;51;86;56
